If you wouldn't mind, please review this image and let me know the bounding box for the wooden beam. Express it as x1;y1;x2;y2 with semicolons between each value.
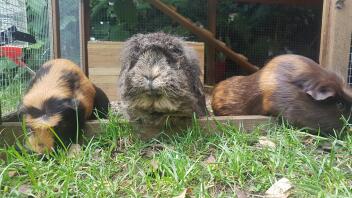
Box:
235;0;322;6
0;115;274;147
79;0;90;76
51;0;61;58
206;0;217;85
147;0;259;73
319;0;352;80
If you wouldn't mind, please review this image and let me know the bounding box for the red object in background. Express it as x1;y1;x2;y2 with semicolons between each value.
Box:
215;61;226;83
0;46;26;67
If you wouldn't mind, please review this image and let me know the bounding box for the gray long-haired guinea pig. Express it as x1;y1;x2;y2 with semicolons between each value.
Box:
118;32;207;139
212;54;352;136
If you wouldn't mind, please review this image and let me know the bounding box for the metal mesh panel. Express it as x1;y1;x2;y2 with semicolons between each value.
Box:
59;0;81;65
90;1;322;83
90;0;206;42
0;0;52;115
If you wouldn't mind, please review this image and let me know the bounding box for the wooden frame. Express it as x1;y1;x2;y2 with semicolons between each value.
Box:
79;0;90;76
319;0;352;80
51;0;61;58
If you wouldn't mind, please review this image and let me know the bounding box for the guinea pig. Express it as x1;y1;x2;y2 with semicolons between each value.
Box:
118;32;207;139
212;54;352;136
20;59;110;154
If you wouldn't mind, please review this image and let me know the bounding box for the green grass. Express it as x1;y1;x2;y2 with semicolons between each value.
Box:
0;81;25;115
0;114;351;197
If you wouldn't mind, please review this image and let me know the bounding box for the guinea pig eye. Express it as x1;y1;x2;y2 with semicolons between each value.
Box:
26;127;33;134
336;101;345;111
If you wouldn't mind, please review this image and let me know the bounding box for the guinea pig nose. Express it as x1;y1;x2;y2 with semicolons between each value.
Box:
144;74;160;81
148;80;154;90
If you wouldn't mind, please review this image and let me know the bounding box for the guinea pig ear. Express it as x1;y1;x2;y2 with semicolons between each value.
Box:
305;86;336;101
342;86;352;102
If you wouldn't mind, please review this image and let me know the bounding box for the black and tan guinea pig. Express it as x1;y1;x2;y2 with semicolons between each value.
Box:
212;54;352;136
19;59;110;154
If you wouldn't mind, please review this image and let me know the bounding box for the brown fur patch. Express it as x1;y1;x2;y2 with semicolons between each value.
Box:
26;128;55;154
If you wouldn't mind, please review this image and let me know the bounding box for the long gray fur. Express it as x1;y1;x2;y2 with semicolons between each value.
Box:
118;32;206;139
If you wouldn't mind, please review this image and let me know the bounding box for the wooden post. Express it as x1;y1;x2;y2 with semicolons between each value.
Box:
79;0;90;76
51;0;61;58
206;0;217;85
147;0;259;73
319;0;352;80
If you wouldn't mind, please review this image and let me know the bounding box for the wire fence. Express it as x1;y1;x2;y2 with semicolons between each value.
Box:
0;0;324;116
0;0;52;115
90;1;322;83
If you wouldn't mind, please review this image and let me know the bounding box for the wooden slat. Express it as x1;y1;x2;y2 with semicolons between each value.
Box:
93;83;119;101
319;0;352;80
88;41;205;101
79;0;90;75
0;115;274;147
51;0;61;58
199;115;274;133
89;68;120;76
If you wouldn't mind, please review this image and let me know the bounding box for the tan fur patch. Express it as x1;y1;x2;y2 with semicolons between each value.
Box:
259;62;277;114
26;128;55;154
24;59;96;118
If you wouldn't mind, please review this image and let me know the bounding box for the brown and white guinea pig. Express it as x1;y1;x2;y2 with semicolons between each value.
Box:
19;59;110;154
212;54;352;136
118;32;207;139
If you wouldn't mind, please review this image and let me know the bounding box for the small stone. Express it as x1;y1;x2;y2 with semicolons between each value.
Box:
18;184;32;195
204;154;216;164
68;144;81;158
8;170;18;177
150;159;159;171
173;188;192;198
265;178;293;198
258;136;276;149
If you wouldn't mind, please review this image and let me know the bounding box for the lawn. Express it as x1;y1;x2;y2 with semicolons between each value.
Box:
0;81;25;115
0;113;351;197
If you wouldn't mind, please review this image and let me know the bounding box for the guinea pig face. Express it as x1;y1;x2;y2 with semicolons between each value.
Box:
21;98;80;154
299;77;352;125
24;114;61;154
124;50;189;111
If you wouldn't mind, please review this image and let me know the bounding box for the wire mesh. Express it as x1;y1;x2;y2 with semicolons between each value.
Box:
59;0;81;65
90;1;322;83
0;0;52;116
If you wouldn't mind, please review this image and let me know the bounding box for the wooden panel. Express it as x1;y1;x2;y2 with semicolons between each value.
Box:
199;115;274;133
0;115;274;147
319;0;352;80
93;83;119;101
88;41;205;101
